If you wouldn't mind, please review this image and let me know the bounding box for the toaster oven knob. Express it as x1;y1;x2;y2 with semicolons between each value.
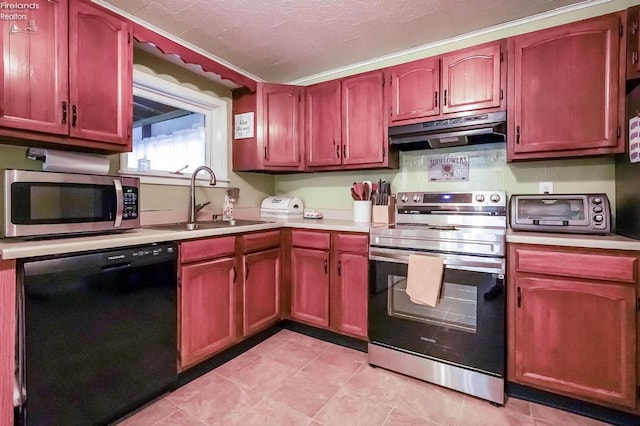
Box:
413;195;421;202
593;205;603;213
400;194;409;203
475;194;485;202
490;193;501;203
594;214;604;223
592;197;602;205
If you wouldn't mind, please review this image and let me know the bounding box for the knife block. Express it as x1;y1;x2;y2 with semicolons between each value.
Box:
372;196;396;224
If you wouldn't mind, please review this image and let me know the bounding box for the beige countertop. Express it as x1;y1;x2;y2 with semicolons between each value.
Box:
0;217;375;260
506;229;640;251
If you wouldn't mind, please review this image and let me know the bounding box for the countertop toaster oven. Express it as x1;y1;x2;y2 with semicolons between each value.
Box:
509;193;610;234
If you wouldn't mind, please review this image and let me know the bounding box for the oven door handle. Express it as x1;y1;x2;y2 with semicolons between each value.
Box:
369;247;505;274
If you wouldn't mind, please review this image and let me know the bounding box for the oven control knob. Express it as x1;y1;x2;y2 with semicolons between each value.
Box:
475;194;485;202
592;197;602;205
412;194;421;202
400;195;409;203
593;205;603;213
594;214;604;223
490;193;501;203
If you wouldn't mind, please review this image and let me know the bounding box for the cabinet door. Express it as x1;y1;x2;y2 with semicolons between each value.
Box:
243;248;281;336
305;81;342;167
514;276;636;408
263;84;302;167
179;257;237;369
342;71;387;166
333;252;368;338
290;247;330;327
0;0;68;134
69;0;132;147
388;57;439;123
441;42;503;114
509;14;622;158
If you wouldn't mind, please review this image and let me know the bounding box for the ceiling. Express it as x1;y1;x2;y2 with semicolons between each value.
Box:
101;0;597;84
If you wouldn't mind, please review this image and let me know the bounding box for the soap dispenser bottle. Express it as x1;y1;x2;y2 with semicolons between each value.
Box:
223;194;234;221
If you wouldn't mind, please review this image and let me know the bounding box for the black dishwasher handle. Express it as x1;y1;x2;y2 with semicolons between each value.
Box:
101;262;131;272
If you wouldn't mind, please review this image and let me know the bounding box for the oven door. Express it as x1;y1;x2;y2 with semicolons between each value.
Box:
369;247;505;377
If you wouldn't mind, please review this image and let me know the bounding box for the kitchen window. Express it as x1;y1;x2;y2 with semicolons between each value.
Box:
120;70;228;184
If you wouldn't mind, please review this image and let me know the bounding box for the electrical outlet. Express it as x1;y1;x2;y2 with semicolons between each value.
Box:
539;181;553;194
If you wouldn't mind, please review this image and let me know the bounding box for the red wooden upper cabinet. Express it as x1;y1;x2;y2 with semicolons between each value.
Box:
233;83;304;172
0;0;68;135
388;57;440;122
441;42;503;115
341;70;388;166
305;80;342;167
627;6;640;80
508;12;624;161
69;0;132;146
387;40;505;126
0;0;132;151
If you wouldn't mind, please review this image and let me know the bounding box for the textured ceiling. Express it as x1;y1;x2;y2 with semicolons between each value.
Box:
100;0;595;83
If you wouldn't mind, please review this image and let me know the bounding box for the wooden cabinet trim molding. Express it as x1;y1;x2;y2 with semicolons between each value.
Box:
513;247;637;283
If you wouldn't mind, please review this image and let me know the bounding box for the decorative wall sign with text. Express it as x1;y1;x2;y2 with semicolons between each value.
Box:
427;154;469;182
234;112;254;139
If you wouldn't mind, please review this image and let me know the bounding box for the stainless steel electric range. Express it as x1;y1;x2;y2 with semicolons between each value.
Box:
368;191;507;405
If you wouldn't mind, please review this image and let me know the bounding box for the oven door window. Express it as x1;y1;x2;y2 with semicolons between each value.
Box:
11;182;116;224
369;259;504;377
390;277;477;334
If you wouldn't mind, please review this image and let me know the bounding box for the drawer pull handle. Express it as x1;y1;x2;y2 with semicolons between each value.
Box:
517;287;522;308
324;259;328;274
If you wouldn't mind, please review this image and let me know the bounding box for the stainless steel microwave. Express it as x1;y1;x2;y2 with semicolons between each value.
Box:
1;169;140;238
510;193;610;234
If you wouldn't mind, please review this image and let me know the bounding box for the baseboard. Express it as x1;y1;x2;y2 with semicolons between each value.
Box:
507;382;640;426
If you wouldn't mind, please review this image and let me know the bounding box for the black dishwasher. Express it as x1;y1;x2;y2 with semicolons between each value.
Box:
15;243;178;426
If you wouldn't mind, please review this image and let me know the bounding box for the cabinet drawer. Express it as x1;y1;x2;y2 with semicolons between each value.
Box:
335;233;368;253
180;236;236;264
291;230;330;250
243;231;281;253
514;248;637;283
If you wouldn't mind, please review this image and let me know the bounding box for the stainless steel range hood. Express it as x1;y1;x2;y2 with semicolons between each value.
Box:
389;111;506;151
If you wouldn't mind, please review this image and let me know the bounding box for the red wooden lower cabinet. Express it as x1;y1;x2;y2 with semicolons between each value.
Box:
179;256;237;370
242;248;281;336
0;259;16;426
508;243;638;410
179;231;283;370
287;230;368;339
333;251;368;337
290;247;331;327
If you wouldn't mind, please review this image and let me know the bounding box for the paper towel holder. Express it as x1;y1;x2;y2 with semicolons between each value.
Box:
26;147;46;162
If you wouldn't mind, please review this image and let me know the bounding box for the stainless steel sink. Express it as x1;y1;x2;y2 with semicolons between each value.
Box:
144;219;273;231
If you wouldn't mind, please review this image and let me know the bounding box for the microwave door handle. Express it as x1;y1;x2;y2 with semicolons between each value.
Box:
114;179;124;227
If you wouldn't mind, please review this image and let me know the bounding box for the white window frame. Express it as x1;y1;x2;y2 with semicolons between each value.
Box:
119;69;228;186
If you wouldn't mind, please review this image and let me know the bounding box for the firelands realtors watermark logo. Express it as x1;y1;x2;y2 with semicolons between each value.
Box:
1;2;40;21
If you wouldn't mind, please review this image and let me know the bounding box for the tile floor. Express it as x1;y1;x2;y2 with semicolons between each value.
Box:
118;330;610;426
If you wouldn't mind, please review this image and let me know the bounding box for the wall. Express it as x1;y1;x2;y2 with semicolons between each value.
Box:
276;0;626;211
132;50;274;217
275;146;616;210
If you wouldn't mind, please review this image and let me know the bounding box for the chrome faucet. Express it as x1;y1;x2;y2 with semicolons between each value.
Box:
189;166;217;224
